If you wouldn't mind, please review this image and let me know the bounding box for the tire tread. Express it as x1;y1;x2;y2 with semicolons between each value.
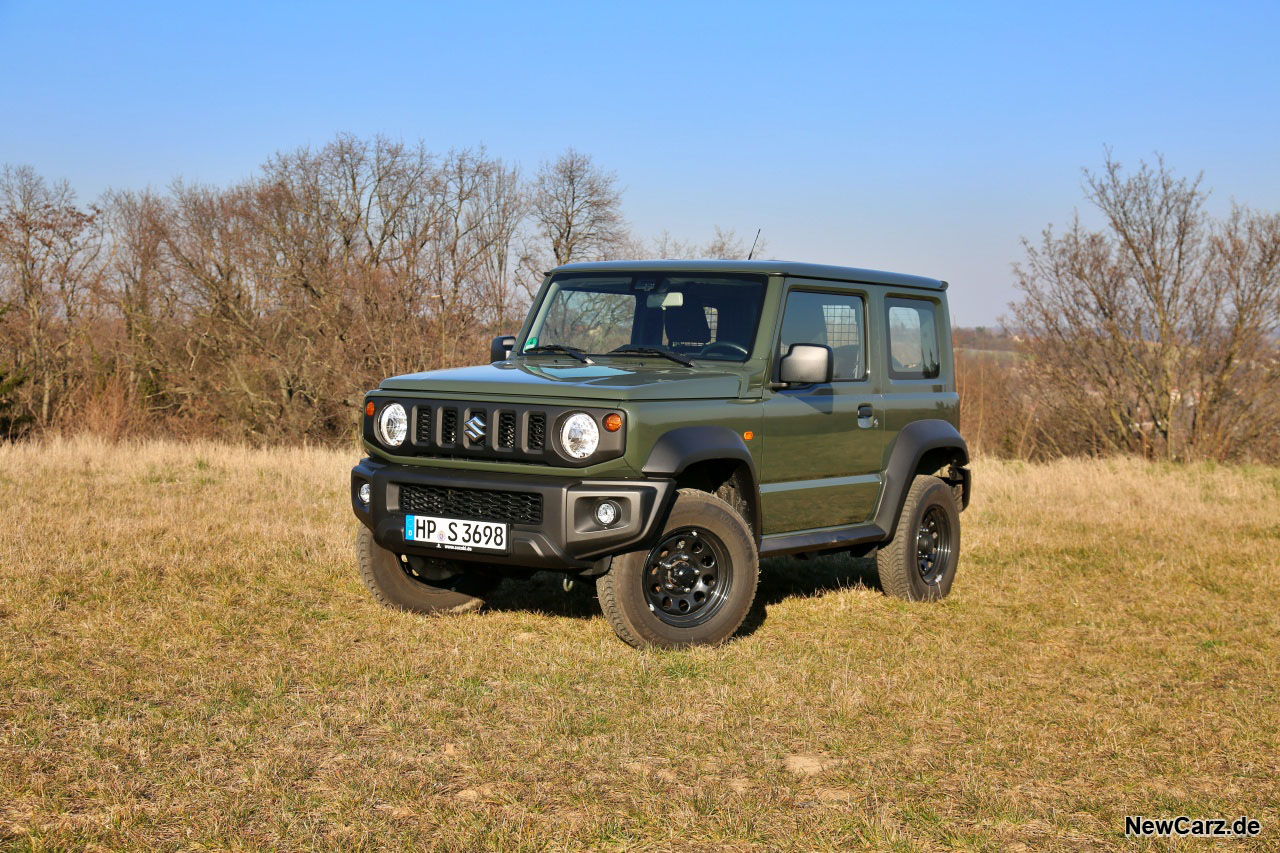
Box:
876;475;958;602
357;526;399;610
356;525;491;614
596;488;758;649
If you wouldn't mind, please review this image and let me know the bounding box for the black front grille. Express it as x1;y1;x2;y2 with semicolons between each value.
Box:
440;408;458;445
373;400;619;466
498;412;517;448
528;412;546;449
398;484;543;525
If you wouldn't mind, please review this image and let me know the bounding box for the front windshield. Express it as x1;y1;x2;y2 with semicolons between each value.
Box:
522;273;768;362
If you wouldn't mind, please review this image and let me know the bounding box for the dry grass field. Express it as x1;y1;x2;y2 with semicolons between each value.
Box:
1;439;1277;850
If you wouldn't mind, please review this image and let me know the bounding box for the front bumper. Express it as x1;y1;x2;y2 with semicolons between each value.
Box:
350;457;674;571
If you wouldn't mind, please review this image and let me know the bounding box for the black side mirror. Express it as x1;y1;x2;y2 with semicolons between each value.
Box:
490;335;517;362
778;343;833;385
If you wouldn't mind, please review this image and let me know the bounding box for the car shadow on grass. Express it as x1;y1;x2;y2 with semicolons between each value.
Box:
483;553;883;637
484;572;601;619
738;553;882;639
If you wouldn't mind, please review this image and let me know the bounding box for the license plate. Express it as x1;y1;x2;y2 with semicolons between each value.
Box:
404;515;508;553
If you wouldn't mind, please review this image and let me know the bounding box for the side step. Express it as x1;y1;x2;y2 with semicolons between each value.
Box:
759;523;886;559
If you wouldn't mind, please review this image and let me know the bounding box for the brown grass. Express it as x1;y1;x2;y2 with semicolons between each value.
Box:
1;439;1277;850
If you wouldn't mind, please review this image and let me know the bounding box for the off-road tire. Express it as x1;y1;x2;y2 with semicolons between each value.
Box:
597;489;758;649
876;475;961;601
357;525;499;614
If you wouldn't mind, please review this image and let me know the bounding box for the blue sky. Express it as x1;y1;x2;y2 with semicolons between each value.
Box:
2;0;1277;324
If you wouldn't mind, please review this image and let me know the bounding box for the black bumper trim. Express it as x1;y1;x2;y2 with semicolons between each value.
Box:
351;458;674;571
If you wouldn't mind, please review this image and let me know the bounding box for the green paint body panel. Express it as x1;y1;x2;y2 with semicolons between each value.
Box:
379;361;750;402
358;260;965;559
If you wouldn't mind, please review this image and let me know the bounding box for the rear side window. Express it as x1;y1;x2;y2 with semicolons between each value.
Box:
886;297;941;379
779;290;866;380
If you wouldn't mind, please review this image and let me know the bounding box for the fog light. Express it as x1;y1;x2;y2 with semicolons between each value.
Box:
595;500;620;527
358;482;371;505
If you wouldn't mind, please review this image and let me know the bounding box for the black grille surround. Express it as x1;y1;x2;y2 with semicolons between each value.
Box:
364;398;625;468
398;483;543;525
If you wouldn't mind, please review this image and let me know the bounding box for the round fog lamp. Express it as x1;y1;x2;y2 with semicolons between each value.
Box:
595;500;620;527
358;482;371;505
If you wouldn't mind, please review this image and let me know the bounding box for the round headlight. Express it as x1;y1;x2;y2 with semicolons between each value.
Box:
560;413;599;459
377;403;408;446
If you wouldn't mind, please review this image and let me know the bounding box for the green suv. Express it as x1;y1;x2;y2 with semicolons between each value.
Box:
351;260;971;648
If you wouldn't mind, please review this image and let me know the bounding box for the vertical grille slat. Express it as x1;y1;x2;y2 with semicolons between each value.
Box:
498;412;517;449
527;412;546;450
440;408;458;445
414;406;432;446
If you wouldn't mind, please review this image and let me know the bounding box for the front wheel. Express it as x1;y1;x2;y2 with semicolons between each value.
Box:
876;475;961;601
597;489;759;649
357;526;499;614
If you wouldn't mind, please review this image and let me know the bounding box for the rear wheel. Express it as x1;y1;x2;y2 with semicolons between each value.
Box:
357;525;499;614
876;475;961;601
597;489;758;649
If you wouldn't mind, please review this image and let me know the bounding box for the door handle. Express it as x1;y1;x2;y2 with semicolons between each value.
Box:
857;404;878;429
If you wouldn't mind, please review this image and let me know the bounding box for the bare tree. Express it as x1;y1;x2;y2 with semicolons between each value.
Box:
0;166;101;426
702;226;758;259
528;149;626;268
627;226;764;260
1011;152;1280;461
100;189;174;409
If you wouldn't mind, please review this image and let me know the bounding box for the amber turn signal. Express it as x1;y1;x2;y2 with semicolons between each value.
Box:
603;413;623;432
365;401;375;417
743;430;754;440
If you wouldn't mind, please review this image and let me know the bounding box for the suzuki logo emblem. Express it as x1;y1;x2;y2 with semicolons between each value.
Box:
463;414;486;443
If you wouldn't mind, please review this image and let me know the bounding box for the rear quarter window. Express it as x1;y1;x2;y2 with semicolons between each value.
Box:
886;297;941;379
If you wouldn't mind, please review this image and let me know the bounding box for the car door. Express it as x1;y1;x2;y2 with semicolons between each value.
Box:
760;284;886;535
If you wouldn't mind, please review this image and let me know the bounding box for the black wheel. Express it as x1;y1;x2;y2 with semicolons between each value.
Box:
597;489;758;649
876;475;961;601
356;525;500;614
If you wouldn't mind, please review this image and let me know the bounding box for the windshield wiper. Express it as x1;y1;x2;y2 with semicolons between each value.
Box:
607;345;695;367
522;343;594;364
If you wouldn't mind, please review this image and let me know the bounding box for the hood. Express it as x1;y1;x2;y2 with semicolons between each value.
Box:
377;358;749;401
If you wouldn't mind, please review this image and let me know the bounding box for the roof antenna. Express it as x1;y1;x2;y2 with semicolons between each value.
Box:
747;228;762;261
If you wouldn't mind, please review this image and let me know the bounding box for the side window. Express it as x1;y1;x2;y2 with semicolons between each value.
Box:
779;290;866;380
886;297;941;379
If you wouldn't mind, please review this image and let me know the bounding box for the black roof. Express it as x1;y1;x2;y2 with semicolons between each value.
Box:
548;259;946;290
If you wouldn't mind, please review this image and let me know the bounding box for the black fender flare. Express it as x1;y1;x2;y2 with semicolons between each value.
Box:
873;419;969;539
641;425;761;543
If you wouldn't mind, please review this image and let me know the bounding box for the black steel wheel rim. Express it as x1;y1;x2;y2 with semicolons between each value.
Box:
916;505;952;584
643;527;732;627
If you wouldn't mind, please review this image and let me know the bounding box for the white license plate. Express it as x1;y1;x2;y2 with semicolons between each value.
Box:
404;515;508;553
